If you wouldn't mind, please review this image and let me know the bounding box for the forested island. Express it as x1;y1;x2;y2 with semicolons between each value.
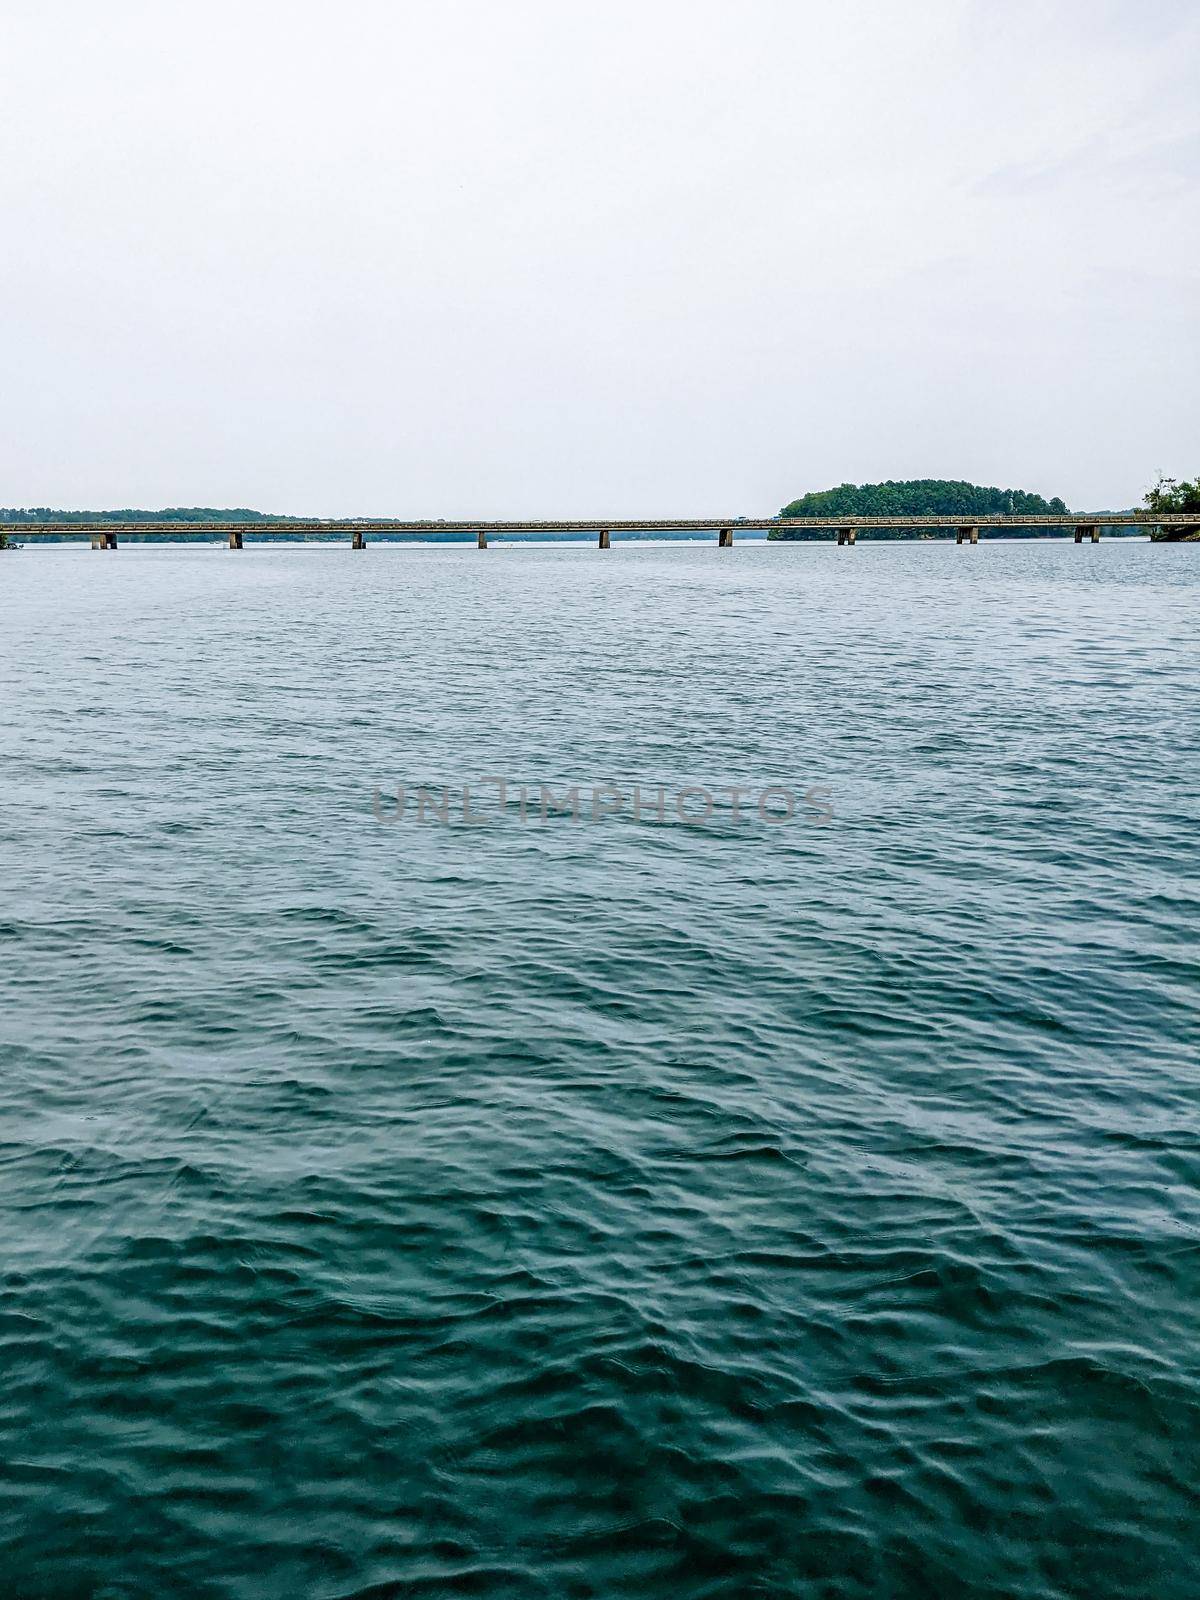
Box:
779;479;1068;520
770;479;1085;539
767;478;1193;540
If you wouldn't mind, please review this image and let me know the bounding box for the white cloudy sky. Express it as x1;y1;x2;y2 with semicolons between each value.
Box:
1;0;1196;516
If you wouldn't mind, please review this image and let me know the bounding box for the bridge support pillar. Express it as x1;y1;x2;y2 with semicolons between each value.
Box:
957;526;979;545
228;530;244;550
352;530;366;550
836;527;856;546
90;533;102;550
598;529;610;549
1075;525;1099;544
718;527;733;547
102;532;118;550
477;530;488;549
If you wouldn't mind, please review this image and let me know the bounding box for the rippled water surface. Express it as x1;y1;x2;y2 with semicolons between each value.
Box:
2;539;1198;1599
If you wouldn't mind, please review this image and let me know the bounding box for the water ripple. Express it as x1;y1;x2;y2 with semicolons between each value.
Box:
1;543;1198;1597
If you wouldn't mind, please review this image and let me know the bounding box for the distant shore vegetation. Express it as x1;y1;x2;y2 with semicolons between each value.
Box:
0;507;293;524
0;507;300;548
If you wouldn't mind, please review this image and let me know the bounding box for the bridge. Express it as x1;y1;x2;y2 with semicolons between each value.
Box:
4;512;1196;549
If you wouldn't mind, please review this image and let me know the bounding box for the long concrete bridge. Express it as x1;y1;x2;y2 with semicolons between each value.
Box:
4;512;1195;550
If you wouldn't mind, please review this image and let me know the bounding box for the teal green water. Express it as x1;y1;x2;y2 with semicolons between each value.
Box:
1;541;1198;1599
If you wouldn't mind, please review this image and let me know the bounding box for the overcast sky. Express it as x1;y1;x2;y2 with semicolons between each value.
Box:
1;0;1196;516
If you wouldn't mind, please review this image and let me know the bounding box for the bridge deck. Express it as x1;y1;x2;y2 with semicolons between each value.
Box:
2;513;1192;538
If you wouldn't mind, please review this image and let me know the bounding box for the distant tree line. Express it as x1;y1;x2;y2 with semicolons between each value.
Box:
0;507;296;523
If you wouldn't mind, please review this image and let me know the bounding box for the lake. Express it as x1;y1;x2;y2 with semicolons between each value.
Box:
1;539;1197;1598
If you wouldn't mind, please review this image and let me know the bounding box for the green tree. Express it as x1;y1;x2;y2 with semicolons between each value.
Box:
1145;475;1200;514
